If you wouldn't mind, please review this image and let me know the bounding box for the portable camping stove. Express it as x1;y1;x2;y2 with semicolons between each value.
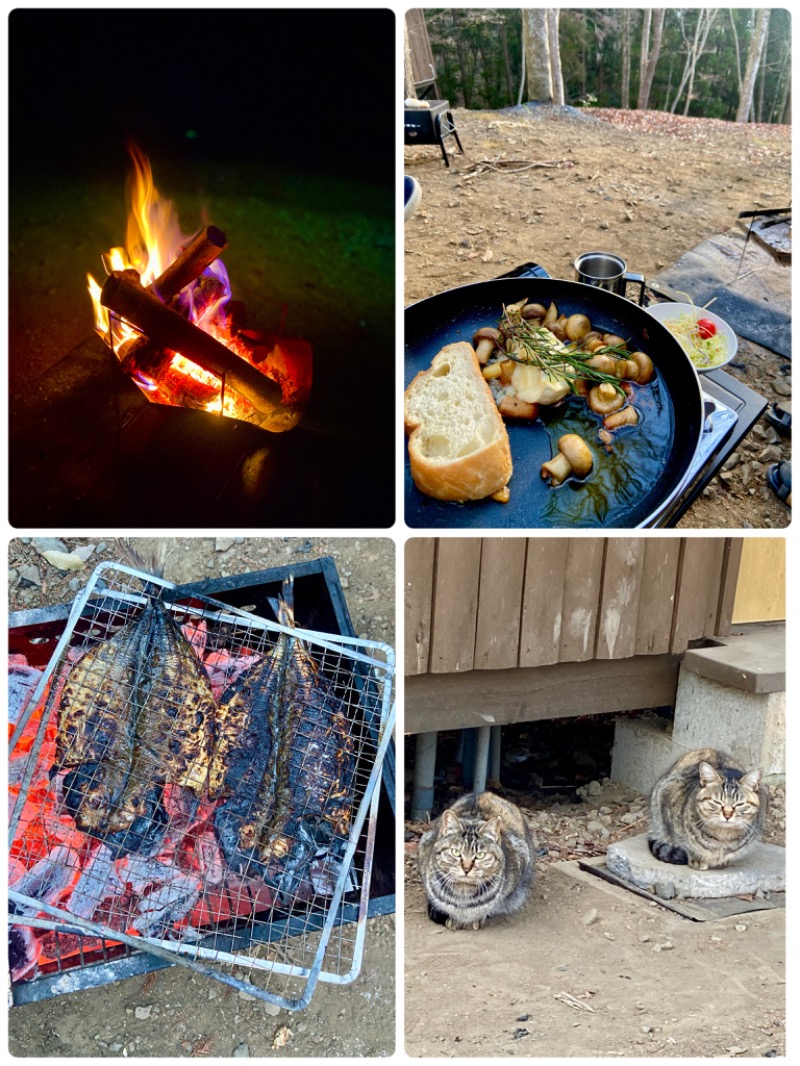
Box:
8;561;395;1011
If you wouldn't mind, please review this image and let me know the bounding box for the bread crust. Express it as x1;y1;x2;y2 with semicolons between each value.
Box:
404;342;513;502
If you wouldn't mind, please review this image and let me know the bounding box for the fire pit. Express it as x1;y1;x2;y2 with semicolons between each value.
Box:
88;146;311;432
8;559;395;1011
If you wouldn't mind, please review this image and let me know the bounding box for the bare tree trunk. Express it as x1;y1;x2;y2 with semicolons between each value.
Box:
522;8;553;103
682;8;721;114
728;8;743;100
637;8;665;109
620;8;631;110
669;7;721;115
501;21;514;106
736;8;771;122
547;8;565;106
403;16;417;99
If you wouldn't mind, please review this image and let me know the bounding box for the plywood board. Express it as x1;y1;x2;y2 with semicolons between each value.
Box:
732;538;786;623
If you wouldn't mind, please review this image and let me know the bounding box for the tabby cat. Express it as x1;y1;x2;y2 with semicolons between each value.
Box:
648;748;766;870
418;791;535;930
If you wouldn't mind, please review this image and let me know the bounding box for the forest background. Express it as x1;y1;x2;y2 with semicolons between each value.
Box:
411;8;789;125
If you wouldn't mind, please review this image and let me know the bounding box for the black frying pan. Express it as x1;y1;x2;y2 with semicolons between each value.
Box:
404;278;704;528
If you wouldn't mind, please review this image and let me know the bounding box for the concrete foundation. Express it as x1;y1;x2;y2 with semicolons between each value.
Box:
606;833;785;899
611;624;785;794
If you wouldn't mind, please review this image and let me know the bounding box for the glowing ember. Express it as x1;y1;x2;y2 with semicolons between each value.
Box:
86;145;311;431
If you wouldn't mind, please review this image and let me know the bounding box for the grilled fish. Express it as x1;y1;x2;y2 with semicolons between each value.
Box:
102;599;217;856
57;603;155;832
212;634;290;875
255;581;356;899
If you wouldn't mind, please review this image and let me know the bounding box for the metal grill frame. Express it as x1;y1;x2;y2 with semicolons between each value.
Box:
8;560;395;1011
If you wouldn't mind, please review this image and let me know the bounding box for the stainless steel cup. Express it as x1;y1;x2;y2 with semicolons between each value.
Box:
574;252;646;305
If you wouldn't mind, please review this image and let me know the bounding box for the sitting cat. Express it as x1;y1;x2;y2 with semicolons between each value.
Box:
648;748;766;870
417;791;534;930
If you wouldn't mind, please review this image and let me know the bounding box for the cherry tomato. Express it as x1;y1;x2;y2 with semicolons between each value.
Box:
696;318;717;339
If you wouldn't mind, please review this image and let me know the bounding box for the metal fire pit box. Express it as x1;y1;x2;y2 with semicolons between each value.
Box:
8;557;395;1011
404;100;464;167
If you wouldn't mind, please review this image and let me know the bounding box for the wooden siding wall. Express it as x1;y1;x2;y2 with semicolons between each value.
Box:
405;8;438;92
405;537;740;677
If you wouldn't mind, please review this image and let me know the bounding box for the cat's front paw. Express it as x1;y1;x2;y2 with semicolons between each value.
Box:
688;859;710;870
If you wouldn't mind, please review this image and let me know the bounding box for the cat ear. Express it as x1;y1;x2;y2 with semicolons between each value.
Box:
481;817;502;843
698;761;722;786
441;809;462;835
739;769;762;791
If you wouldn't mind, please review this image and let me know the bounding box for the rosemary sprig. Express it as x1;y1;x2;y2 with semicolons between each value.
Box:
497;311;626;395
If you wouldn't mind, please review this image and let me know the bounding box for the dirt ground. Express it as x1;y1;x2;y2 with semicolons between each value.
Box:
404;106;792;529
8;537;396;1057
404;779;786;1058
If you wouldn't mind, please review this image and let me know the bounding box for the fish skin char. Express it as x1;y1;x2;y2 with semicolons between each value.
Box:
212;636;289;874
253;588;357;896
57;604;155;831
102;601;217;852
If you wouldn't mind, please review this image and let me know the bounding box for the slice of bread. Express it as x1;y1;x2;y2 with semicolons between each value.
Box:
404;342;513;501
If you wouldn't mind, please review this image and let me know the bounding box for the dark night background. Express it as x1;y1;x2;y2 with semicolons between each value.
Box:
10;8;394;184
9;8;397;528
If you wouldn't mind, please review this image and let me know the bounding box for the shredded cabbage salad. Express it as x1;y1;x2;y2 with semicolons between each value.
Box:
663;312;728;369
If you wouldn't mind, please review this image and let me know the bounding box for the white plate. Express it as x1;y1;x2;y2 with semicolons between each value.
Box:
646;302;737;373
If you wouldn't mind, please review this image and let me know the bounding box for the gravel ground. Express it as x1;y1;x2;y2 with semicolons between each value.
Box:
8;536;397;1057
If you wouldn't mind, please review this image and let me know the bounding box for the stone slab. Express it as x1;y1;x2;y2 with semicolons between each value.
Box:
682;623;785;695
606;833;785;899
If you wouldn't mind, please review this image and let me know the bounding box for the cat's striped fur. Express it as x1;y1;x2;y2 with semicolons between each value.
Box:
648;748;765;870
418;792;534;930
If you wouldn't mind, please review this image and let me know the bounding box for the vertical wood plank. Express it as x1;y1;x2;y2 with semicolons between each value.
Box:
702;538;727;634
429;538;483;673
634;538;682;655
716;538;744;634
519;537;570;667
474;538;528;670
404;538;436;676
595;539;647;659
559;538;606;661
671;538;724;652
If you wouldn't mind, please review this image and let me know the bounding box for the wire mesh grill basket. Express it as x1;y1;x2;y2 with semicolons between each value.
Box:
8;561;395;1011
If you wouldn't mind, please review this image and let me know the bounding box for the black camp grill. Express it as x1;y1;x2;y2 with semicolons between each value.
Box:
8;558;395;1011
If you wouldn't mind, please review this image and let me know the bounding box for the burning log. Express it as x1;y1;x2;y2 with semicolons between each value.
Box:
149;225;227;303
118;226;229;381
101;270;285;423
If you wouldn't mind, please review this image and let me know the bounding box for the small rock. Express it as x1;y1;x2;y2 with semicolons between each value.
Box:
734;923;748;932
772;379;791;397
31;537;68;555
18;564;42;588
758;445;782;463
581;908;599;926
238;988;258;1002
512;1028;530;1040
516;1013;531;1022
72;544;97;562
722;451;740;471
215;537;235;552
654;881;676;900
619;812;640;825
233;1042;250;1057
134;1005;152;1020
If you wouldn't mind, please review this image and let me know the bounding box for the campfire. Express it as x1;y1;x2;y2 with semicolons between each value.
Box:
8;562;395;1009
87;146;312;431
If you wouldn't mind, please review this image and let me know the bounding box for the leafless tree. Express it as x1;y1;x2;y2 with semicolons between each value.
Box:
668;8;719;115
736;8;771;122
521;8;564;105
620;8;632;110
637;9;665;109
